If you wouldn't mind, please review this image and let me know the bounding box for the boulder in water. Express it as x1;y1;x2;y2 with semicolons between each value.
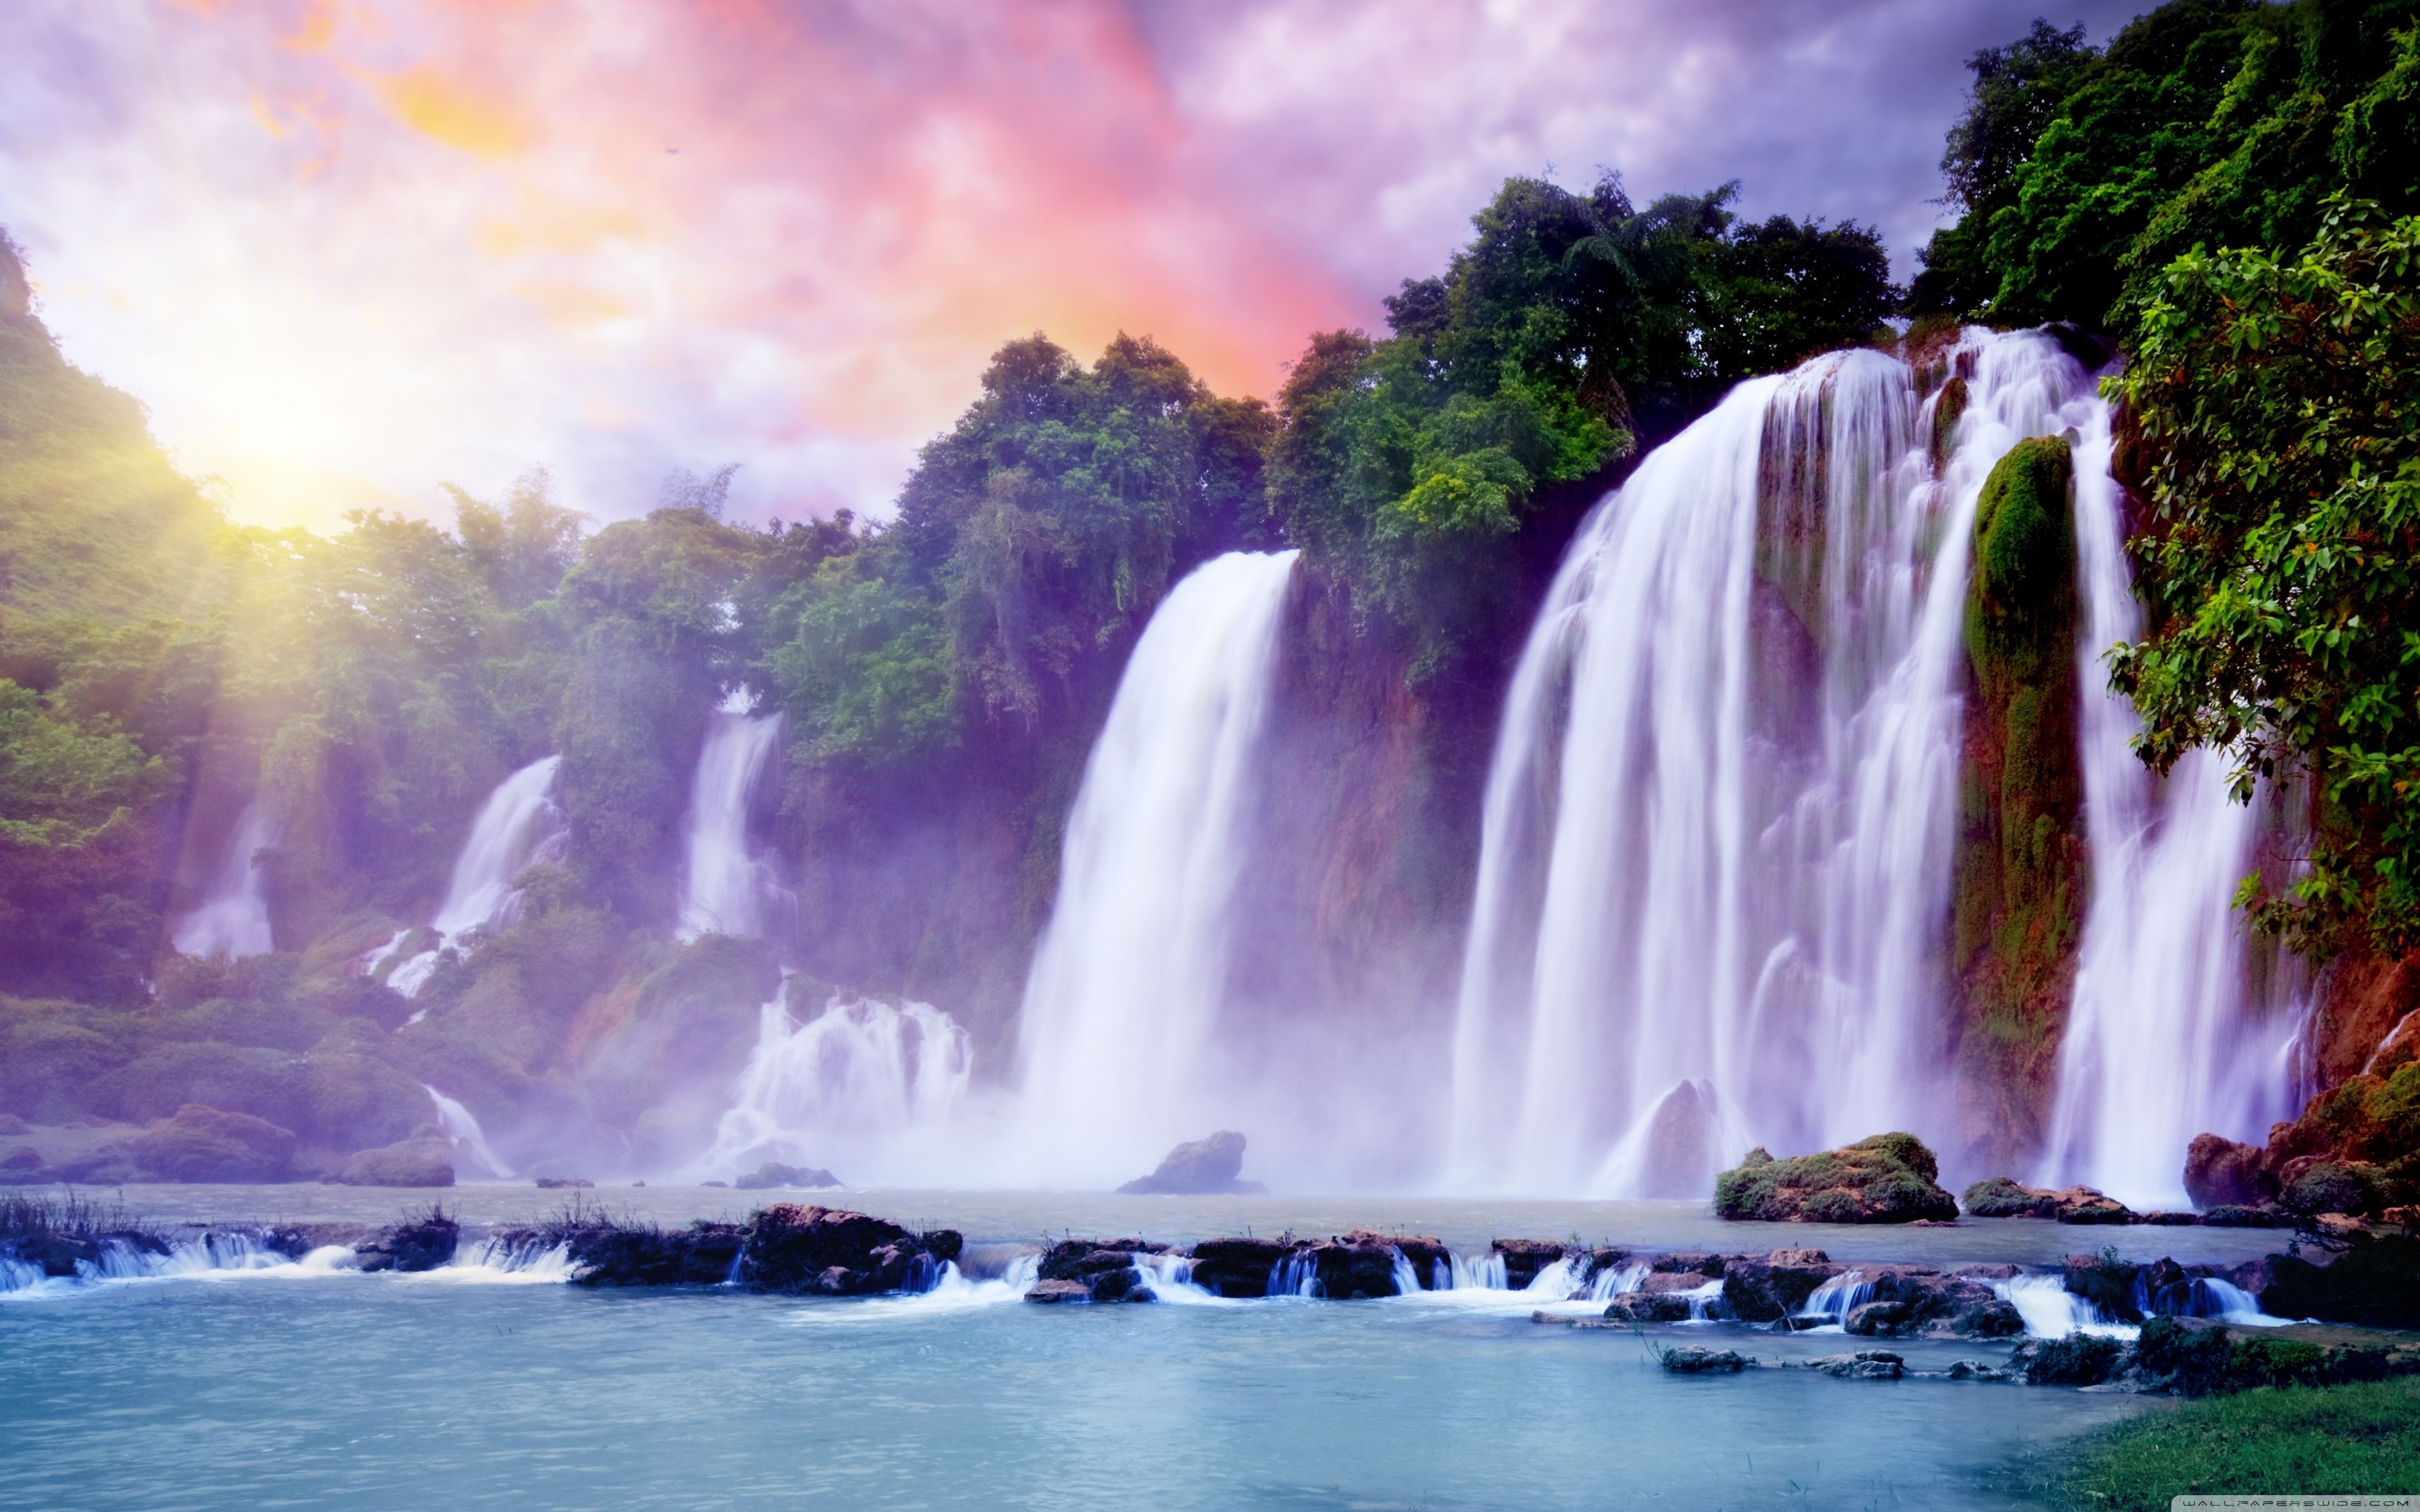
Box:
1491;1238;1573;1290
1636;1079;1720;1198
737;1203;959;1295
1713;1133;1957;1223
1808;1349;1904;1379
1720;1255;1843;1321
1657;1346;1750;1373
128;1104;296;1183
555;1221;745;1286
1185;1236;1301;1297
1959;1176;2130;1223
1023;1279;1093;1303
355;1208;459;1272
2258;1233;2420;1329
1116;1130;1265;1195
334;1137;455;1188
735;1162;841;1190
1037;1238;1164;1302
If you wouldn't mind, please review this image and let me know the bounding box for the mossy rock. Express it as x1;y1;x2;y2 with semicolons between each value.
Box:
1714;1133;1957;1223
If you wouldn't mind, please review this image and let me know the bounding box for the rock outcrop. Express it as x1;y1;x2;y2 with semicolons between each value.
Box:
735;1162;841;1190
558;1222;746;1286
1187;1237;1300;1297
1034;1237;1167;1303
737;1205;962;1295
1714;1134;1959;1223
1960;1176;2133;1223
2183;1060;2420;1221
127;1104;296;1183
354;1208;459;1272
1116;1131;1267;1195
334;1137;455;1188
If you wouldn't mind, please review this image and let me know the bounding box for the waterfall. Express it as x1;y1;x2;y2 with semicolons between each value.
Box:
1011;549;1299;1184
171;800;277;958
698;992;973;1184
1447;329;2296;1197
2041;386;2305;1210
677;690;790;942
425;1085;512;1179
384;755;566;997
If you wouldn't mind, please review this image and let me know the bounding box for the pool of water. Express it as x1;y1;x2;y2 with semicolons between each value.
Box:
0;1257;2152;1511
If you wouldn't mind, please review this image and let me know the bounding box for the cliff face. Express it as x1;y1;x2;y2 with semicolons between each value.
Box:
1947;436;2089;1175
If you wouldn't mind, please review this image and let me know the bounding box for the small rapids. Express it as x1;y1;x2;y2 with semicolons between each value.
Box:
1;1233;352;1300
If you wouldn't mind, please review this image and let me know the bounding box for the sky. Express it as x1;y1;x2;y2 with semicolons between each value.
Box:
0;0;2145;534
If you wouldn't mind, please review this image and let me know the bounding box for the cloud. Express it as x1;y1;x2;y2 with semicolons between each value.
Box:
0;0;2144;533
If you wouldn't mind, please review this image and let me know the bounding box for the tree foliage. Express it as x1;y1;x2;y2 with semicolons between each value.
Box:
2110;201;2420;954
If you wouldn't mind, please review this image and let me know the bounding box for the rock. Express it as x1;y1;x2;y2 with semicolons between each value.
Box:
1961;1176;2058;1218
2280;1160;2391;1220
2201;1203;2287;1227
1640;1269;1717;1295
1490;1239;1570;1290
1651;1251;1728;1278
2012;1333;2126;1385
735;1162;841;1190
1959;1176;2132;1223
335;1137;455;1188
1186;1237;1301;1297
1946;1359;2015;1382
2141;1210;2202;1225
737;1204;959;1295
1370;1232;1453;1288
558;1222;746;1286
2258;1232;2420;1329
2063;1251;2145;1323
1310;1232;1408;1298
1023;1278;1093;1303
1721;1256;1843;1322
1636;1079;1720;1198
534;1177;595;1189
1035;1239;1164;1301
1809;1349;1904;1380
127;1104;296;1183
2185;1133;2274;1209
1659;1346;1750;1373
1713;1133;1957;1223
1116;1130;1265;1195
355;1209;459;1273
1605;1291;1695;1322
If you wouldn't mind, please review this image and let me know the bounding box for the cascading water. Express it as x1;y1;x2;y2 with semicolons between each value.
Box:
699;992;973;1184
1012;549;1299;1184
384;755;567;997
425;1085;512;1179
171;800;277;958
1448;328;2302;1198
2041;395;2305;1207
677;690;791;942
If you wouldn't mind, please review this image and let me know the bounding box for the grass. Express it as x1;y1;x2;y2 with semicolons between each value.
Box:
2061;1377;2420;1509
0;1187;144;1242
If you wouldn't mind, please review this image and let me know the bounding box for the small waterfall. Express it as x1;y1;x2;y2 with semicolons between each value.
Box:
1795;1269;1874;1330
1013;549;1299;1183
1993;1273;2138;1339
386;755;566;997
172;801;277;958
699;992;972;1184
677;690;790;942
2042;398;2304;1208
1267;1250;1322;1297
425;1085;512;1179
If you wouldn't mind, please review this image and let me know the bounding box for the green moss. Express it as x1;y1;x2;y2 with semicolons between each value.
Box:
1714;1131;1958;1222
2061;1376;2420;1511
1931;374;1969;467
1950;435;2087;1169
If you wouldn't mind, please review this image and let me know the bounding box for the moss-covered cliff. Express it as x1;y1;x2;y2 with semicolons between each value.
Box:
1950;435;2089;1173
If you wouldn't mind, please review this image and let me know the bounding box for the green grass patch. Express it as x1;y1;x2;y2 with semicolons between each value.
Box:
2061;1377;2420;1510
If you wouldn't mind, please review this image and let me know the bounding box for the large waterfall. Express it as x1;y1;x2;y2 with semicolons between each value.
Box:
172;799;277;958
1013;549;1299;1184
383;755;567;997
1448;329;2300;1198
2041;384;2305;1209
677;690;790;942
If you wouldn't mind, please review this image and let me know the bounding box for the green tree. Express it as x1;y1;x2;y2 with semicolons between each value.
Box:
2109;200;2420;953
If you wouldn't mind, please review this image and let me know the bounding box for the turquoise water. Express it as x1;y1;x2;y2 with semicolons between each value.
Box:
0;1254;2153;1510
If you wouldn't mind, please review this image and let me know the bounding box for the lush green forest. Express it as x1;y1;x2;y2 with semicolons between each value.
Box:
1;0;2416;1179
